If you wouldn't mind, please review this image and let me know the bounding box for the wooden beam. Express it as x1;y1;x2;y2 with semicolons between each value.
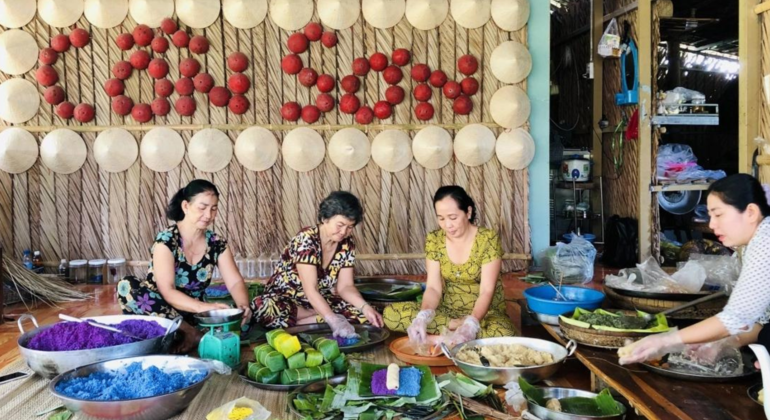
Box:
552;1;639;47
638;0;653;262
592;0;604;179
739;0;761;174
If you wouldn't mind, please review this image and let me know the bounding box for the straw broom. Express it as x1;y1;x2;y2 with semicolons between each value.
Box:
3;256;90;307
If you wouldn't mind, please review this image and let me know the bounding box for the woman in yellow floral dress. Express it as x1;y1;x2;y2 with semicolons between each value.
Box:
383;186;516;346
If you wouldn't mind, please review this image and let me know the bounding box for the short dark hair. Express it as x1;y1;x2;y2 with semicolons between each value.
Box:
166;179;220;221
708;174;770;218
433;185;477;224
317;191;363;225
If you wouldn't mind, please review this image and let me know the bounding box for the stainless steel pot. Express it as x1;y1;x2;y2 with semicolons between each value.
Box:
17;314;182;379
441;337;577;385
528;387;626;420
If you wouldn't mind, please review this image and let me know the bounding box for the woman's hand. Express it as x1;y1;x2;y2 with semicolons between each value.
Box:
407;310;435;345
201;302;231;312
448;318;463;331
239;305;253;326
444;316;480;347
618;330;684;365
325;314;358;338
362;304;383;328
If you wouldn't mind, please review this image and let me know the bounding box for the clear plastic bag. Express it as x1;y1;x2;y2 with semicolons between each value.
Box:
677;253;739;291
206;397;271;420
606;257;704;293
656;144;726;182
598;18;621;58
541;234;597;284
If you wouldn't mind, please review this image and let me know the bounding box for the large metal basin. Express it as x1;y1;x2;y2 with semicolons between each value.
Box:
17;314;182;378
528;387;626;420
441;337;577;385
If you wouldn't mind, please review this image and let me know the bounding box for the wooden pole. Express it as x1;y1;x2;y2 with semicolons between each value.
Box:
591;0;605;240
638;0;653;261
740;0;762;174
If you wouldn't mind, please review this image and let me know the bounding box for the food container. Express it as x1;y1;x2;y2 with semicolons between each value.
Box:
88;259;106;284
527;387;626;420
524;285;605;316
561;159;591;182
107;258;126;284
69;260;88;284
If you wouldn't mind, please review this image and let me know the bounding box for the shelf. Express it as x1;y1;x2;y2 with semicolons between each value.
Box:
651;114;719;126
650;183;712;192
554;213;603;220
555;181;597;190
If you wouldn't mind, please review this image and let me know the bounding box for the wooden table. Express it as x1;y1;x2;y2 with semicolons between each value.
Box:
541;324;764;420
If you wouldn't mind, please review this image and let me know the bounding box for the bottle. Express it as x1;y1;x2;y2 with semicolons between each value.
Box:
22;250;32;269
32;251;43;268
58;259;68;279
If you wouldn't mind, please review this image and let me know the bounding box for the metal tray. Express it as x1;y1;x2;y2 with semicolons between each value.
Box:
642;349;759;382
604;285;713;301
748;382;763;406
284;323;390;353
354;277;424;302
238;367;345;392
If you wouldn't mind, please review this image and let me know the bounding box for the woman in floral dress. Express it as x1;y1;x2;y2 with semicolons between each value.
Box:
117;179;251;352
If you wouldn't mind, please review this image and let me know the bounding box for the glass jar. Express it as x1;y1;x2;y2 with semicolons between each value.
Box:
258;253;268;278
88;259;106;284
246;256;257;279
107;258;126;284
69;260;87;284
270;253;280;271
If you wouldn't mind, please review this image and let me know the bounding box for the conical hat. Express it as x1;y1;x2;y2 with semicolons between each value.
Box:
140;127;185;172
372;130;412;172
329;128;370;172
0;128;38;174
405;0;448;30
0;78;39;124
362;0;405;29
176;0;220;29
270;0;313;31
490;41;532;84
39;0;84;28
491;0;529;32
0;0;36;28
40;129;87;174
85;0;129;29
454;124;495;167
128;0;174;27
223;0;267;29
189;129;233;173
412;125;452;170
235;127;278;171
490;85;530;129
94;128;138;173
451;0;490;29
496;128;534;170
318;0;361;30
282;127;325;172
0;30;38;76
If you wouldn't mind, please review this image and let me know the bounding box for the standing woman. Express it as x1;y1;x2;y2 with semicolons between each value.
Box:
117;179;251;352
383;186;516;346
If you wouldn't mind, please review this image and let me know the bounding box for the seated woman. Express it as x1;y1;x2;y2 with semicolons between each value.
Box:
251;191;383;336
383;186;516;346
117;179;251;352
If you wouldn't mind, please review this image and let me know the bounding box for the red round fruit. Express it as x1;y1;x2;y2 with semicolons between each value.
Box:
69;28;90;48
321;31;337;48
414;102;434;121
131;103;153;122
453;95;472;115
175;77;194;95
160;18;178;35
429;70;447;88
151;97;171;116
281;54;303;75
411;63;431;82
104;78;125;97
457;54;478;76
382;66;403;85
36;65;59;86
228;73;250;94
369;52;388;72
287;33;309;54
229;95;250;115
385;85;405;105
189;35;210;54
297;68;318;87
373;101;391;119
413;83;431;102
132;24;153;47
392;48;411;67
179;58;200;78
51;34;70;53
112;61;132;79
148;58;169;79
172;30;190;48
301;105;320;123
460;77;479;96
339;93;360;114
115;33;134;50
130;50;151;70
355;106;373;125
73;103;95;123
317;74;335;93
175;96;196;116
227;52;248;72
155;79;173;97
151;37;169;54
111;95;133;116
316;93;335;112
56;101;75;119
281;102;301;121
44;86;65;105
208;86;231;107
193;73;214;93
305;22;323;42
341;75;360;93
442;81;461;99
352;57;370;76
38;48;58;65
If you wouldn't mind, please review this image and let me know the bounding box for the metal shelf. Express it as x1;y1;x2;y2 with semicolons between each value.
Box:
555;181;597;190
650;183;712;192
651;114;719;126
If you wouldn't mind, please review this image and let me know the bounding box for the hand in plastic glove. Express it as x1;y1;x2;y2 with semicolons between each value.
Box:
445;316;480;347
617;330;684;365
682;335;741;366
324;314;358;338
407;309;435;345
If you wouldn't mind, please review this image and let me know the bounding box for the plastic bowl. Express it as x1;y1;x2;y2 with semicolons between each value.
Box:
524;285;605;316
562;233;596;243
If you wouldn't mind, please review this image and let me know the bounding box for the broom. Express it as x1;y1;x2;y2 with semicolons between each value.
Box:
3;255;90;308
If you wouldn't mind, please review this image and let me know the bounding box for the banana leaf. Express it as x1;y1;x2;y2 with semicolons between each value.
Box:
560;389;622;416
518;377;545;407
263;350;287;373
247;361;262;380
274;332;301;358
346;362;441;405
331;353;348;374
311;337;341;362
305;349;324;367
559;308;669;333
288;352;307;369
254;343;273;365
255;367;280;384
280;363;334;385
266;328;286;348
357;284;423;301
436;372;491;398
300;330;371;349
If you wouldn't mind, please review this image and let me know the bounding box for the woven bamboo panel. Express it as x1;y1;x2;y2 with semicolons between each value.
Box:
760;3;770;184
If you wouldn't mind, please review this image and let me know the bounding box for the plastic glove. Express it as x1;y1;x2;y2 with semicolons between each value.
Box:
445;316;480;347
617;330;684;365
324;314;358;338
682;335;741;366
407;309;435;345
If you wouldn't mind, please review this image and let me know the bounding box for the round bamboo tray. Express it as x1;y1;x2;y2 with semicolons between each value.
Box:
558;310;659;349
604;286;727;320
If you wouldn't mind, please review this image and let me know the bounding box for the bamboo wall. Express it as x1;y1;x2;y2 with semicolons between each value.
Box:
759;1;770;182
0;3;532;276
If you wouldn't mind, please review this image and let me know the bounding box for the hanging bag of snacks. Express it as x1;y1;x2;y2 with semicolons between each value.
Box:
598;18;621;58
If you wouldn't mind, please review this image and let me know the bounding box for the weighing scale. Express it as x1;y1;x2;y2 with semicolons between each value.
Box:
194;308;242;368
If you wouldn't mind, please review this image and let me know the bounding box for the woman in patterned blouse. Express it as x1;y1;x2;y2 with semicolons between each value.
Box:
117;179;251;352
383;186;516;347
252;191;383;337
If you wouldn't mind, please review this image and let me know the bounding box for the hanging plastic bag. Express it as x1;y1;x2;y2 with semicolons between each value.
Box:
598;19;621;58
206;397;271;420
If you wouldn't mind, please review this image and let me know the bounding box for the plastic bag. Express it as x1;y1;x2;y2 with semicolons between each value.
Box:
541;234;597;284
598;18;621;58
671;336;743;375
677;253;739;291
656;144;726;182
669;260;707;293
606;257;704;293
206;397;271;420
503;380;526;412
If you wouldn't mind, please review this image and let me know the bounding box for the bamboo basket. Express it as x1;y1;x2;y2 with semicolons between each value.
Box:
603;286;727;320
558;310;660;350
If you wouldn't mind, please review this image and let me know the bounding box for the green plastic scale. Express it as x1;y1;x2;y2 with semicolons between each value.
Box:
194;309;242;368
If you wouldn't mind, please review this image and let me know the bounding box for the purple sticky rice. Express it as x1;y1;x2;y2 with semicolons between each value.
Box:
327;335;360;347
27;320;167;351
371;369;397;395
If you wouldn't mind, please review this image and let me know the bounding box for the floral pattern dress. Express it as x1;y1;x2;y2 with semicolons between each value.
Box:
251;226;365;328
117;225;228;325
